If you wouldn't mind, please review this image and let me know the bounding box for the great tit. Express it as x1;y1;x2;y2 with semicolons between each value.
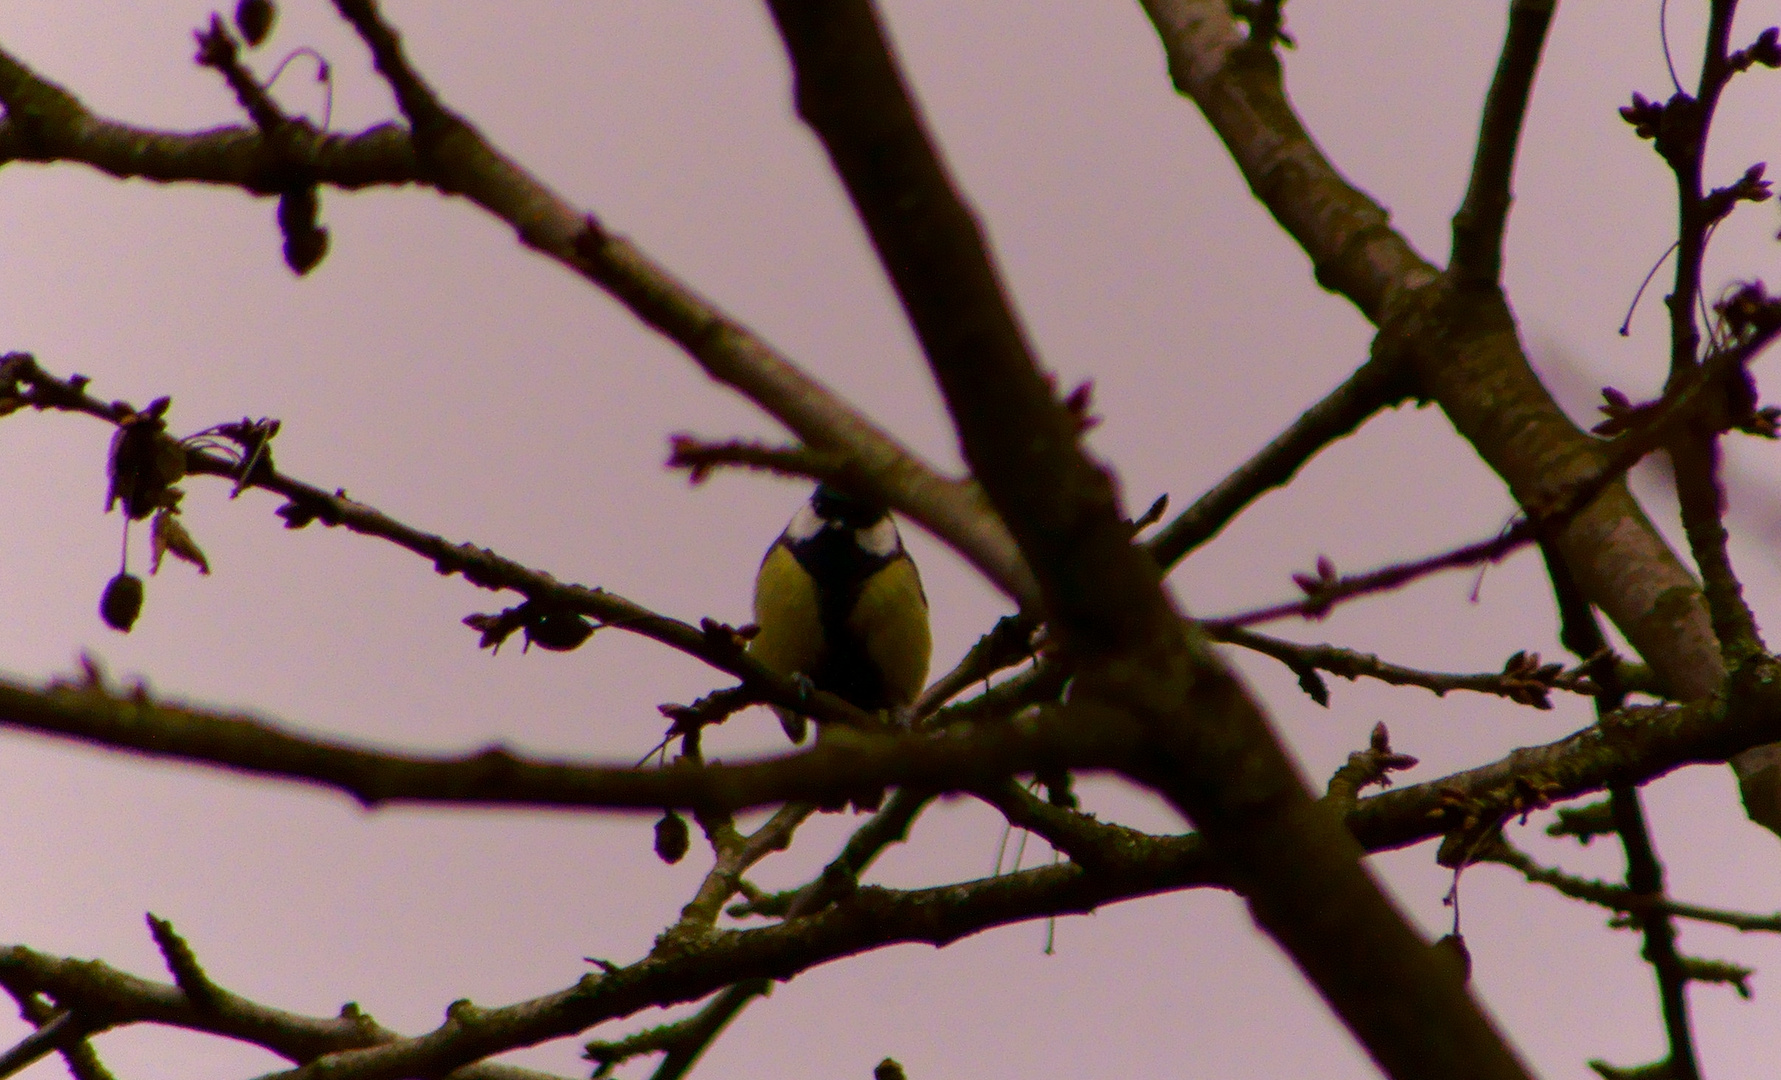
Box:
750;484;932;743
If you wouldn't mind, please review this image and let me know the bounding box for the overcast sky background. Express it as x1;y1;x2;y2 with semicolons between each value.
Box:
3;2;1781;1078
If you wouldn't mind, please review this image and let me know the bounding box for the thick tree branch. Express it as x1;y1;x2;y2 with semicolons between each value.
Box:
762;5;1531;1080
11;664;1781;1080
3;648;1768;866
1134;0;1781;837
1549;424;1704;1080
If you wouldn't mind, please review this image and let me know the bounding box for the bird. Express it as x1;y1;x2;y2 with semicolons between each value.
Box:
750;483;931;743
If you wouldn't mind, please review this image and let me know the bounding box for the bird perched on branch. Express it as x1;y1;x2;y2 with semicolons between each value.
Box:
750;484;931;743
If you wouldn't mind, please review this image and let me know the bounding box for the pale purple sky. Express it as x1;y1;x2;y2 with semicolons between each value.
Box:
3;2;1781;1078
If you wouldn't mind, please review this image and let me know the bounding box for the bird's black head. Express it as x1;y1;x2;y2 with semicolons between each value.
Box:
811;483;887;530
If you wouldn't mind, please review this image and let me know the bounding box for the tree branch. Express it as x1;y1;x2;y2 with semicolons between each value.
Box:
0;947;570;1080
583;979;771;1080
1609;785;1702;1080
731;787;934;920
10;659;1781;1079
1671;431;1765;662
1449;0;1557;287
673;804;814;931
0;17;1038;607
0;665;1144;814
1146;350;1413;570
1214;625;1597;708
0;849;1226;1080
1487;840;1781;933
328;0;1040;605
763;5;1531;1079
1134;0;1736;819
0;352;883;734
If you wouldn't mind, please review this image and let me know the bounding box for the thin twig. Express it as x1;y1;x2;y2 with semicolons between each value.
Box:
673;803;815;930
1665;0;1744;377
664;436;842;488
192;14;290;133
0;353;877;733
731;788;935;920
1671;432;1766;661
1145;351;1412;570
912;615;1039;720
1208;321;1781;628
1206;525;1531;628
0;1001;105;1080
1324;723;1419;813
584;980;770;1080
1487;841;1781;933
973;780;1190;876
1610;785;1701;1080
620;801;814;1080
1213;625;1597;708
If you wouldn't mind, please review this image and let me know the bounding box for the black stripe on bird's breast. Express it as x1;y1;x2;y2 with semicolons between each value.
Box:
785;526;897;711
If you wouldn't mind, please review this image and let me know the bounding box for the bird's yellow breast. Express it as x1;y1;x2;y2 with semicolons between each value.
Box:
750;543;825;683
849;555;930;708
748;536;931;715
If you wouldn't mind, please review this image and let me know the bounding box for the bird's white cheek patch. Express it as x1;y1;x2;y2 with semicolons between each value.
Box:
783;504;824;544
856;518;901;557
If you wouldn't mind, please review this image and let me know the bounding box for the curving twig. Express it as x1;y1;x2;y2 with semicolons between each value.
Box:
1486;839;1781;934
1214;625;1598;708
1146;352;1412;572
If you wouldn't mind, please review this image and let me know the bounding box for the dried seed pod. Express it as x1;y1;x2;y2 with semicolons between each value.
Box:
277;187;329;276
100;572;145;632
234;0;276;46
1432;933;1471;984
107;404;186;521
653;810;689;865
